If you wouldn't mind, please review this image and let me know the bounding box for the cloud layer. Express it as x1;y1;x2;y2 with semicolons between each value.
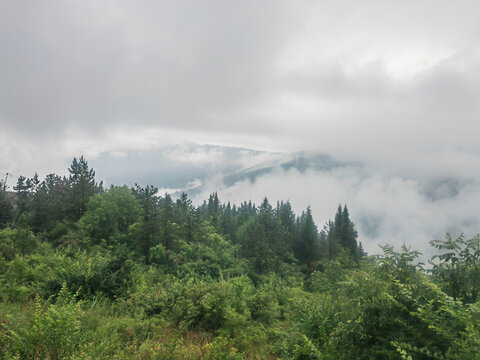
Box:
198;162;479;257
1;1;480;255
2;1;480;159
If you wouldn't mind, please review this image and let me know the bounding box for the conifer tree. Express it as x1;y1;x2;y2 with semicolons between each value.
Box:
295;206;319;264
67;156;98;220
207;192;221;230
176;192;197;243
340;205;359;260
327;204;359;261
0;180;13;228
358;241;367;259
241;219;269;273
277;200;296;234
14;175;32;216
220;201;236;241
159;193;175;250
131;184;160;259
257;197;274;230
237;200;256;228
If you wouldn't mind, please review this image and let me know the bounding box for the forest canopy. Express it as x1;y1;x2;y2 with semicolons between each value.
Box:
0;157;479;359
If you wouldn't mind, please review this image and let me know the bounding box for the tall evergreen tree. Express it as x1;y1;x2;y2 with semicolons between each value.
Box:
14;175;32;217
240;197;290;272
340;205;359;260
207;192;221;231
175;192;197;243
220;201;237;241
324;219;339;259
67;156;99;220
295;206;319;264
327;204;359;261
0;180;13;228
277;200;296;234
29;181;49;232
358;241;367;259
237;200;256;228
159;193;175;250
257;197;274;230
241;219;270;273
131;184;160;259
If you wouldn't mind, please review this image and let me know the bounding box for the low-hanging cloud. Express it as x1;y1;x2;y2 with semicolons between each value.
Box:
1;1;480;257
194;164;480;258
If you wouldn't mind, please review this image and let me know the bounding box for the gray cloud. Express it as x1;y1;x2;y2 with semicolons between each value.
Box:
0;0;292;136
2;1;480;255
195;160;480;258
3;1;479;148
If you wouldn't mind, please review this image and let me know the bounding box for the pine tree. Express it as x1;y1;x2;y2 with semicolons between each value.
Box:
295;206;319;264
327;204;359;262
220;201;237;242
241;219;270;273
340;205;359;260
14;175;32;216
30;181;48;232
67;156;98;220
176;192;197;243
237;200;256;227
159;193;175;250
257;197;274;230
358;241;367;259
207;192;220;230
131;184;160;259
277;200;296;234
0;180;13;228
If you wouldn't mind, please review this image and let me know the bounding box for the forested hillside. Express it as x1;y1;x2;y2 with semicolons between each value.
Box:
1;157;479;359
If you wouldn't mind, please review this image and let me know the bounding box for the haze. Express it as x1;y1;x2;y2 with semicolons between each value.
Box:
2;0;480;255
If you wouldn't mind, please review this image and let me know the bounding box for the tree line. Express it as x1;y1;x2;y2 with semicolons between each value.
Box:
1;157;480;359
0;156;364;273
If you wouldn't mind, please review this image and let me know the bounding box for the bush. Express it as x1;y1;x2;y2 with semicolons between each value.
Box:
3;284;82;359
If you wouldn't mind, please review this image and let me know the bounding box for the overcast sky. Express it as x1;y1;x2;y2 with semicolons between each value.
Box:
2;1;480;255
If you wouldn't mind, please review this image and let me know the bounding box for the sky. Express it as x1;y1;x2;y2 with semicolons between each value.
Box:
2;1;480;256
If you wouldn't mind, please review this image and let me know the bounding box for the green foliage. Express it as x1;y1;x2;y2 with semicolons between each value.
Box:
2;157;480;358
1;244;135;301
378;243;424;283
295;206;319;266
13;174;38;217
324;204;359;262
203;337;243;360
132;184;161;260
79;186;141;245
159;193;176;250
0;227;38;260
238;197;293;273
137;276;254;333
66;156;100;220
430;233;480;303
2;284;81;359
0;186;13;228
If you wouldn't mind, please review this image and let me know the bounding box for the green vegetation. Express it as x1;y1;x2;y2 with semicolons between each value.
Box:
1;157;479;359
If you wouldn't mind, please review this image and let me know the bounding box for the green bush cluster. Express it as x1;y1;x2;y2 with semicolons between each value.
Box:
1;158;480;358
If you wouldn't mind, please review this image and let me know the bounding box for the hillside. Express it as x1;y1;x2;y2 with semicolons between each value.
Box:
0;158;479;359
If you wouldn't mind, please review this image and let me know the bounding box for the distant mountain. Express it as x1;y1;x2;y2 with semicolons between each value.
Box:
91;143;468;208
222;152;355;187
90;143;285;191
91;144;356;196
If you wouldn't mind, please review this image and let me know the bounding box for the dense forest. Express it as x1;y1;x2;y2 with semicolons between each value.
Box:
0;157;479;359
